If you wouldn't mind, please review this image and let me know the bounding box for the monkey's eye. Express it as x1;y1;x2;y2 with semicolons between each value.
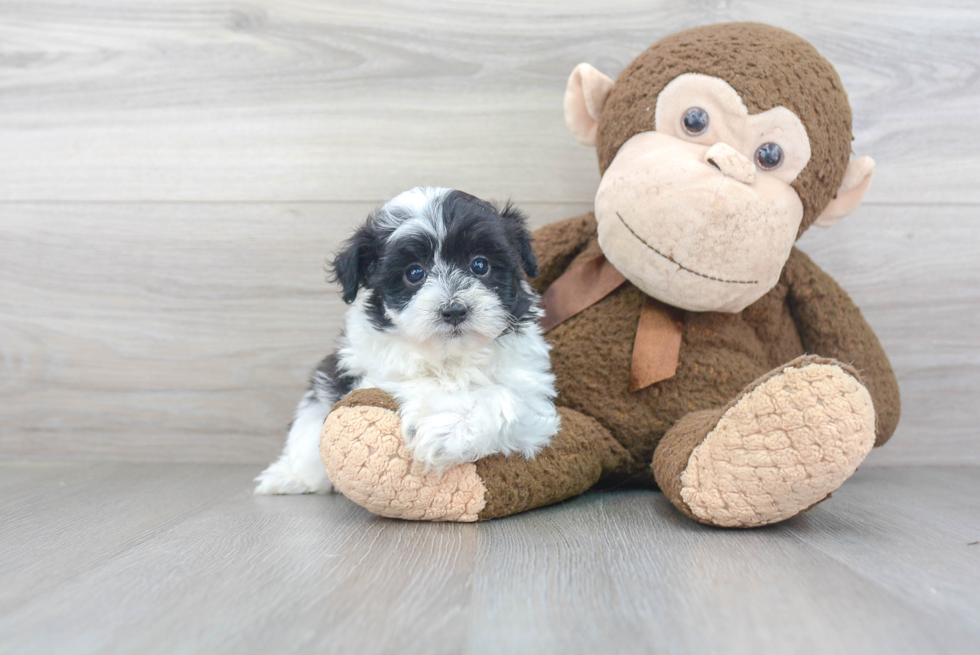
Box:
755;142;784;170
682;107;710;136
404;264;426;285
469;257;490;276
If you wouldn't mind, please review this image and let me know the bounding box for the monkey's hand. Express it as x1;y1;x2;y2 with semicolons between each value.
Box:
320;389;628;521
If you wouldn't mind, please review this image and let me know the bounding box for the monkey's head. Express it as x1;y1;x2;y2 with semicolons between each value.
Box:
565;23;875;313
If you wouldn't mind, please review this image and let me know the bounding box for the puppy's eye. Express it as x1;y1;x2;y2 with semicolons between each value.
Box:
404;264;426;285
469;257;490;276
755;142;784;170
682;107;709;136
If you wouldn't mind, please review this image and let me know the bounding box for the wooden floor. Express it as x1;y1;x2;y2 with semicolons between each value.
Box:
1;461;977;654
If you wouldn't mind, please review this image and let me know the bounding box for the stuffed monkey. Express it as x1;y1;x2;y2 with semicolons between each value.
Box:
318;22;900;528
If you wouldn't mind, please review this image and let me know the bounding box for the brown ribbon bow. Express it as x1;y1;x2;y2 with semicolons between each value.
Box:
541;255;684;392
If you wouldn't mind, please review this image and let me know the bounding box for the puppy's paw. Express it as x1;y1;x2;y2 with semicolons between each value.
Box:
409;410;486;472
254;456;335;495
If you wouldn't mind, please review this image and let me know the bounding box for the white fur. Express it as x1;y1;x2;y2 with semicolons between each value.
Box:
253;382;336;494
255;293;559;493
385;186;451;241
341;288;560;472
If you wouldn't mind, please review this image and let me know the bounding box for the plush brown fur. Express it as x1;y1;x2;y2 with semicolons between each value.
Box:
533;214;900;489
650;407;723;522
597;22;852;235
475;408;630;520
332;388;400;413
318;23;900;527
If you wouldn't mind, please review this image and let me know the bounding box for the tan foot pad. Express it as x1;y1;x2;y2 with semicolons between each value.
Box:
320;405;487;522
680;362;876;527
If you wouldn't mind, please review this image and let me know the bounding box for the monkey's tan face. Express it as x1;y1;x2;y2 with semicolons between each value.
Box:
595;74;811;313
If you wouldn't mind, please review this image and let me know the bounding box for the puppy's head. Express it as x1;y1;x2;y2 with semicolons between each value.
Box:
331;187;540;351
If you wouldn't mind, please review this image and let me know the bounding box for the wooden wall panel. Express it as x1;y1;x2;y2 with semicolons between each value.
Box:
1;203;976;465
0;0;978;203
0;0;977;464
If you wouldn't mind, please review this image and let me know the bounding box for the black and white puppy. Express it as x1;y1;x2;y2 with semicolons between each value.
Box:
255;187;560;494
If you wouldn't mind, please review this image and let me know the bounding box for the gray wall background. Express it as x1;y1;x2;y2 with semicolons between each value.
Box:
1;0;977;466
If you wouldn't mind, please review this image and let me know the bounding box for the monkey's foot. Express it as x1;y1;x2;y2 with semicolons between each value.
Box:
321;389;631;522
320;389;487;522
653;356;876;528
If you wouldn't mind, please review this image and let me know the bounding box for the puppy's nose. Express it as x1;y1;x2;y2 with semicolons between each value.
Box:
441;303;468;326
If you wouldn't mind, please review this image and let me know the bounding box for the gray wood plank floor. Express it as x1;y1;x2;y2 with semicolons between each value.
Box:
1;461;978;655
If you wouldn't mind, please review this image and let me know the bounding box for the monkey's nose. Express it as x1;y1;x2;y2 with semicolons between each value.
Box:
705;142;757;185
441;303;468;326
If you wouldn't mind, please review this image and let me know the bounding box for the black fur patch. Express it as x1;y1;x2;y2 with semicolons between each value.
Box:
312;350;360;402
330;219;383;304
329;189;541;334
363;289;394;331
440;190;539;327
373;230;439;314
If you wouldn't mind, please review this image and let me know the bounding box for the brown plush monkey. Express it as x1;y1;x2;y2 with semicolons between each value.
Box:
319;23;901;528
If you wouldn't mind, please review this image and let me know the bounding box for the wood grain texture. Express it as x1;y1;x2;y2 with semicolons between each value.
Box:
0;201;591;463
0;0;978;203
0;462;977;654
796;205;980;466
0;0;978;465
0;462;249;614
1;203;977;465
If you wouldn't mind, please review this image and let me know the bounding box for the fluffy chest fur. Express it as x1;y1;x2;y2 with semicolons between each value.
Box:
335;292;560;472
338;298;552;393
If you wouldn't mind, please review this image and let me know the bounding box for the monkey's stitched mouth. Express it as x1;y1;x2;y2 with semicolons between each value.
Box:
615;212;758;285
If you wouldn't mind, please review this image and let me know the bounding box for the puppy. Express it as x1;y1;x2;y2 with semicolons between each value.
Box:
255;187;560;494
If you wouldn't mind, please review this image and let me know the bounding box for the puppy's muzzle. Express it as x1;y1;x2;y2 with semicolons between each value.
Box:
441;303;468;326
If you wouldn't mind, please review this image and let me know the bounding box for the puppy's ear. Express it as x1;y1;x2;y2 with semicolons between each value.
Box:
330;217;381;304
500;202;539;278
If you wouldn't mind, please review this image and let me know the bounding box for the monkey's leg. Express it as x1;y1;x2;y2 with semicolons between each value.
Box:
320;389;630;522
652;355;876;528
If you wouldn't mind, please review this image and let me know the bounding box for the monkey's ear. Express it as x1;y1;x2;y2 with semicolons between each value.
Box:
813;157;876;228
329;220;381;304
564;63;615;147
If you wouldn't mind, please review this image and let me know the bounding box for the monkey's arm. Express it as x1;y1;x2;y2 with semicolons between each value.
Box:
782;247;900;446
321;389;631;521
530;212;598;293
